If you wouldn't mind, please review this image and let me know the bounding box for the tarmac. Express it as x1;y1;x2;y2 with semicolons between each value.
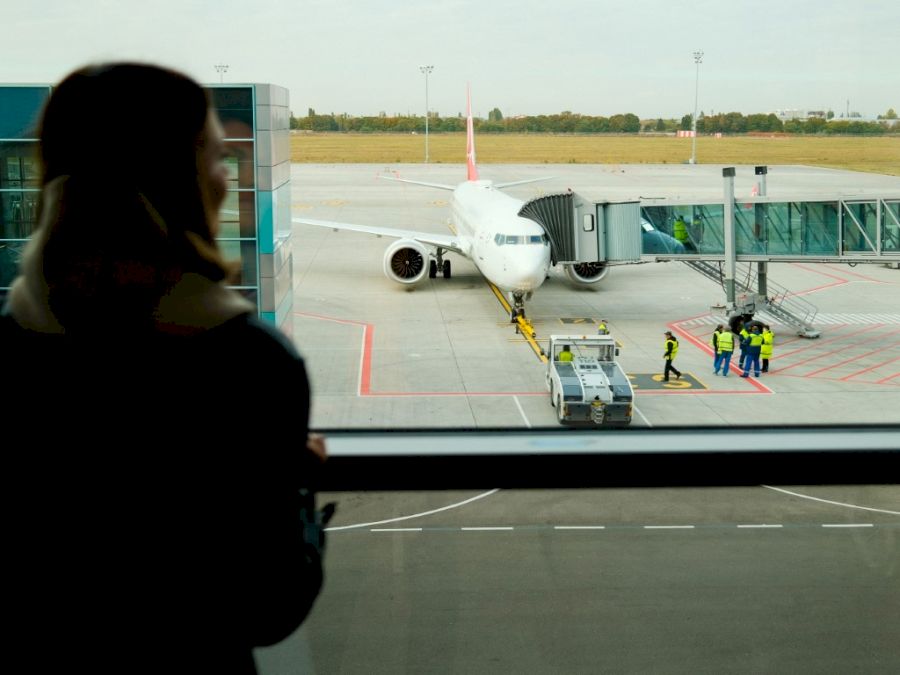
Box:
256;163;900;675
290;163;900;430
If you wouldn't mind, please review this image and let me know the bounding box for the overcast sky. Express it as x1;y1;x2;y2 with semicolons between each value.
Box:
3;0;898;119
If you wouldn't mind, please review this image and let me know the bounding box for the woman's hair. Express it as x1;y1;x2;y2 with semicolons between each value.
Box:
37;62;233;331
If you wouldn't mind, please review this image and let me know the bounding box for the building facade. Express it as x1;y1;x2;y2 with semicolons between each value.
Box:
0;82;293;335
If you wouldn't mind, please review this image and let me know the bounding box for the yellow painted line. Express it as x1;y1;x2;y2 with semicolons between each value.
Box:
487;281;548;364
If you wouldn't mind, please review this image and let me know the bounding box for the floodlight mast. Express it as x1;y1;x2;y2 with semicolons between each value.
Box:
214;64;229;83
419;65;434;162
690;51;703;164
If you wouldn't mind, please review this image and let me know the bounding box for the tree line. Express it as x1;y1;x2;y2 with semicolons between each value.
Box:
292;108;899;135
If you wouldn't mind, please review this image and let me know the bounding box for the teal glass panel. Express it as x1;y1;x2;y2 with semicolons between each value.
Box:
223;140;255;189
0;190;40;238
209;87;254;136
842;201;877;253
694;204;724;254
800;202;839;255
764;202;802;255
0;240;27;287
217;191;256;239
219;239;258;287
734;203;766;255
0;87;49;139
1;142;41;189
883;201;900;253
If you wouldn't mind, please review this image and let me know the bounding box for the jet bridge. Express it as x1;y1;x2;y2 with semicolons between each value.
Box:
518;192;642;265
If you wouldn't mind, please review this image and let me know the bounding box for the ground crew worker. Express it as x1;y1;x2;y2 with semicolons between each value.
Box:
663;330;681;382
738;324;750;369
559;345;573;362
711;324;723;373
597;319;609;335
715;327;735;376
673;214;689;248
761;325;774;373
741;325;763;378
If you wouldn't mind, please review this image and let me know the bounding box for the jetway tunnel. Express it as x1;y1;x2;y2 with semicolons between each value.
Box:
518;192;642;266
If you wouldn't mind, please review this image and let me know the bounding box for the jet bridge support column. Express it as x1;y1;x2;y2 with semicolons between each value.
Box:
755;166;768;300
723;168;737;313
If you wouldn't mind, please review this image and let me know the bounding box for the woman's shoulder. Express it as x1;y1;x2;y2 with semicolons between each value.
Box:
203;312;304;362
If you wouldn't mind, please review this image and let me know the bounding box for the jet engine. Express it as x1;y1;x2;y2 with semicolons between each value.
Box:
384;239;429;284
564;261;610;286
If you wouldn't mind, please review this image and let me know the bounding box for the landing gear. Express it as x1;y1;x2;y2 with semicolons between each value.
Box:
431;248;450;280
510;292;526;323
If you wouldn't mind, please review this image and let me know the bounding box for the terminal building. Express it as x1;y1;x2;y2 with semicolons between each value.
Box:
0;82;293;335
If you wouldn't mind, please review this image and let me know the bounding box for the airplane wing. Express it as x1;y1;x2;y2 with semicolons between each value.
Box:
293;217;468;256
377;175;456;191
493;176;555;189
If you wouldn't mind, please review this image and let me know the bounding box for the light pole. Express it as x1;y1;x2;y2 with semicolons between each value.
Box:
214;64;229;83
419;65;434;162
690;50;703;165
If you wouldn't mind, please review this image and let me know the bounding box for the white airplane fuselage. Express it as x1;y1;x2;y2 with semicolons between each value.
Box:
450;180;551;294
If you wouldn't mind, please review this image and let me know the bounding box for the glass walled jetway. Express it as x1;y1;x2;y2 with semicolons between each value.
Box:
641;197;900;261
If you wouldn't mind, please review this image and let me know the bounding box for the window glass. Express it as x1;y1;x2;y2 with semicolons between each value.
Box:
0;87;48;139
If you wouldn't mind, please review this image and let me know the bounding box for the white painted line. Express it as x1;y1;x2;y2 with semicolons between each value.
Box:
554;525;606;530
644;525;695;529
513;395;532;428
371;528;423;532
737;524;784;528
822;523;874;528
326;488;501;531
762;485;900;516
633;404;652;428
461;527;514;531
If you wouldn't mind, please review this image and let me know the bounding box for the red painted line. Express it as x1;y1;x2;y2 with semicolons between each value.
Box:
875;372;900;384
823;263;893;284
360;323;374;395
841;354;900;381
776;323;850;348
803;328;900;377
771;325;888;374
790;262;849;283
772;323;883;360
669;321;772;393
364;391;545;397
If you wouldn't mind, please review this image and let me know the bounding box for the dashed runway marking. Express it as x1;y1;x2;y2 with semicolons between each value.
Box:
359;523;894;534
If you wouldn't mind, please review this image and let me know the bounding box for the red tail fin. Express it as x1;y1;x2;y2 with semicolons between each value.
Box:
466;84;479;181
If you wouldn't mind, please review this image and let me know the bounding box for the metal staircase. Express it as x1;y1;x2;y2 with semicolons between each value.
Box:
685;260;821;338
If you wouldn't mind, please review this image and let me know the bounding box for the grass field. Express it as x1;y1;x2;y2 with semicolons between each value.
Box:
291;133;900;175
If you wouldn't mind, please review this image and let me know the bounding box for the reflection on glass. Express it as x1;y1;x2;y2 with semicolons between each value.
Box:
223;140;254;189
0;240;27;286
842;202;878;253
883;201;900;253
0;191;40;239
800;202;839;255
0;142;41;189
218;191;256;239
219;239;258;287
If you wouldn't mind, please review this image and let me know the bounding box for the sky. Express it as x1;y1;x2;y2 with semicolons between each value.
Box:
2;0;898;120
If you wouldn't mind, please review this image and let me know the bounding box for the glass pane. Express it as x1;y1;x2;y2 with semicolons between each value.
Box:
208;87;254;137
217;191;256;239
0;87;49;139
734;204;765;254
842;202;877;253
0;240;26;287
764;202;800;255
218;239;257;287
800;202;839;255
883;201;900;253
223;140;254;189
0;142;41;189
0;191;40;238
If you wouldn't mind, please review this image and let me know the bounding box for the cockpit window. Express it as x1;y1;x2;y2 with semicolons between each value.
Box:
499;234;547;245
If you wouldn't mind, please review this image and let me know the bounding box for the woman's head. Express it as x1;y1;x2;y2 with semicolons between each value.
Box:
35;63;233;330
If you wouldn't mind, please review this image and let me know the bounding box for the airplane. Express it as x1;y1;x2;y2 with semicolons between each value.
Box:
291;88;610;320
